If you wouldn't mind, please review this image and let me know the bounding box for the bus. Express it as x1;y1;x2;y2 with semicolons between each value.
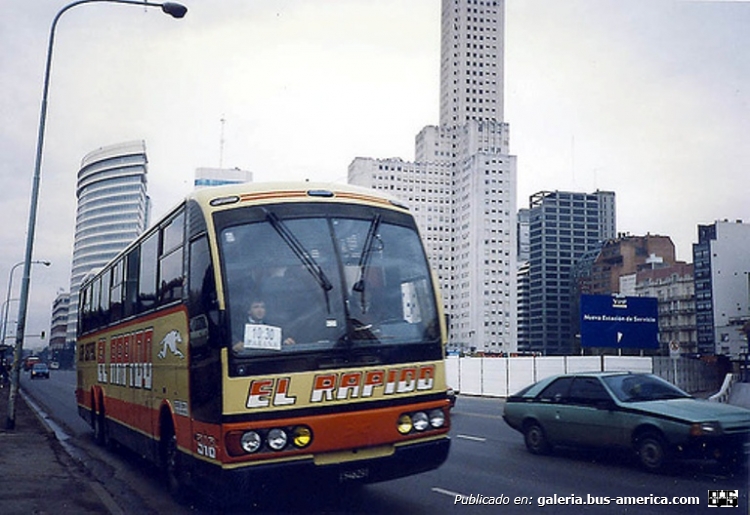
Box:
76;182;451;501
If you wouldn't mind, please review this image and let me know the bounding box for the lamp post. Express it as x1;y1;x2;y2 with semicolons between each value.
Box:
6;0;188;430
2;261;50;346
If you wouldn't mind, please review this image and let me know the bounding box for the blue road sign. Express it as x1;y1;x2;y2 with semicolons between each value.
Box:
580;294;659;349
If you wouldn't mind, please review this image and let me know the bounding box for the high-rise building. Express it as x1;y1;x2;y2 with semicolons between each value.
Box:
525;190;616;355
66;140;150;347
49;291;70;366
349;0;517;353
693;220;750;358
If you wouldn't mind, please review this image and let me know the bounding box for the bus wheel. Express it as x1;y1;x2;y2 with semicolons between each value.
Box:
161;423;187;502
93;405;108;447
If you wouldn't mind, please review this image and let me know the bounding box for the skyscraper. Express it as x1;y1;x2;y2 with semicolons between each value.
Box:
66;140;150;347
524;190;616;355
349;0;516;353
693;220;750;358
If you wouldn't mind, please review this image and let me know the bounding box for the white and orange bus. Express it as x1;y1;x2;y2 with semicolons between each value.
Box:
76;182;451;501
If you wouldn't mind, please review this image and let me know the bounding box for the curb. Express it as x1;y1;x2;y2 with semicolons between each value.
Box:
20;388;125;515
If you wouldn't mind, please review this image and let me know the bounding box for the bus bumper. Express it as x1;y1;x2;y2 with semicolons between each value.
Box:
192;436;450;499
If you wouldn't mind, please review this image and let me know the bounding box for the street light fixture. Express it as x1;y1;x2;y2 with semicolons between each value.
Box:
6;0;188;430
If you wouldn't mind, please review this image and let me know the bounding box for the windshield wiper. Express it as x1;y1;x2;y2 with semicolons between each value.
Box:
352;214;382;313
264;209;334;311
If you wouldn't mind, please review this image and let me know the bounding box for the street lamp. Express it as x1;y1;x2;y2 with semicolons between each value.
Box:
2;260;51;345
6;0;188;430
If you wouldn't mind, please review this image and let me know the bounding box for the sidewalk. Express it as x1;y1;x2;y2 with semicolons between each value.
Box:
0;384;116;515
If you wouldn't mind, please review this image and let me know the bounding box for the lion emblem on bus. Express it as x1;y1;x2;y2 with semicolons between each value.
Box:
157;330;185;359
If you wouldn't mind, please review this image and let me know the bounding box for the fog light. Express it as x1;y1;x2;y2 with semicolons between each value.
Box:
429;409;445;428
241;431;262;453
412;411;429;432
397;414;413;435
292;426;312;448
267;428;288;451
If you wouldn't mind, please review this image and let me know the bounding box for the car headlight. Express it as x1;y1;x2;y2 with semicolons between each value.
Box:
690;421;722;436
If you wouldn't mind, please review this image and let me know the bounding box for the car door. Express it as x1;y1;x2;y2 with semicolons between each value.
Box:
532;377;574;445
556;377;624;448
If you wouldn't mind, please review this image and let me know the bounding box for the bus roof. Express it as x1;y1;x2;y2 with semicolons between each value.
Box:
189;181;409;211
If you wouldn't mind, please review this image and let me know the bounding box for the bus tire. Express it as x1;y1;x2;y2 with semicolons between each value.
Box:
93;403;108;447
161;421;188;503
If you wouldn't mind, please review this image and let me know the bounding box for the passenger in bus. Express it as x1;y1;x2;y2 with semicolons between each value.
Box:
232;298;296;352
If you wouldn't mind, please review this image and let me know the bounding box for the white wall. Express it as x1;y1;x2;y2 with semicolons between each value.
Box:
446;355;719;397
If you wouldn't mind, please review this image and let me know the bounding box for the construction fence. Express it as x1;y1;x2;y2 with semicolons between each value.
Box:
445;355;723;397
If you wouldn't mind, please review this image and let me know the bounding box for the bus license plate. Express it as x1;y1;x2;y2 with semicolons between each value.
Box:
339;467;369;483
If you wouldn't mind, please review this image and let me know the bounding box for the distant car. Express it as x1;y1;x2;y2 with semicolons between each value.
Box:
30;363;50;380
503;372;750;472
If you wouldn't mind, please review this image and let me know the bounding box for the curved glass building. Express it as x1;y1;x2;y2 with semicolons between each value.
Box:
66;140;150;345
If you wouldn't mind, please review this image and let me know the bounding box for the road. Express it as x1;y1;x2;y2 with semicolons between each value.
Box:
22;370;748;513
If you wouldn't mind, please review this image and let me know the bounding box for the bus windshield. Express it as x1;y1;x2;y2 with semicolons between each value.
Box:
218;203;441;374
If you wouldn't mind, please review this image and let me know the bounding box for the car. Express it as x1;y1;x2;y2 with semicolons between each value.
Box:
30;363;50;380
502;371;750;472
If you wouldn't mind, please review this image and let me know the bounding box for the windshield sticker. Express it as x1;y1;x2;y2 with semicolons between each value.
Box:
244;324;282;351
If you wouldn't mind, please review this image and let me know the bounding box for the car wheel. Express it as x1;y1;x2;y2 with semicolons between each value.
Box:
636;432;669;472
523;421;551;455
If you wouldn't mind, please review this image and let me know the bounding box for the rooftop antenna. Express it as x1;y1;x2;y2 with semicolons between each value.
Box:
219;115;226;168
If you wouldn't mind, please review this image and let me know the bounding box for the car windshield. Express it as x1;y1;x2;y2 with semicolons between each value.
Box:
33;364;48;371
217;203;441;372
603;374;691;402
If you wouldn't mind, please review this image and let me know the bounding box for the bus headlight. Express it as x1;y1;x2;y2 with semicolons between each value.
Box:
412;411;429;432
240;431;262;453
397;414;413;435
267;428;288;451
429;409;446;428
291;426;313;449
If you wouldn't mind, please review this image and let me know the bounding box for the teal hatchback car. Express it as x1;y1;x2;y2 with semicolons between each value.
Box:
503;372;750;472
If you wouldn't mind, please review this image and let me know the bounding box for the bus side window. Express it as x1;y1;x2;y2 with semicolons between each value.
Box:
110;260;124;323
123;247;140;318
159;211;185;305
138;232;158;313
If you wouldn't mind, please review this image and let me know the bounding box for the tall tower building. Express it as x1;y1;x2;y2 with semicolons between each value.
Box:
49;291;70;366
693;219;750;358
66;140;150;347
439;0;505;126
349;0;516;354
525;190;616;355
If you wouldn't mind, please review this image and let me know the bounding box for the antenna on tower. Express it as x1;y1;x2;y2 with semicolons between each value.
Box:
219;115;226;168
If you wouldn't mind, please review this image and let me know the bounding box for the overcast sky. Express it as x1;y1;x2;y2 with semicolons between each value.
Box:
1;0;748;348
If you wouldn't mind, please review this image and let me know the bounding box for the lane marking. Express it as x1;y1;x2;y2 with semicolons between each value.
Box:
432;487;466;498
456;434;487;442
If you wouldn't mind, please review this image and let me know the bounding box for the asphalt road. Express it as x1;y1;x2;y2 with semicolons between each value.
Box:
22;370;748;514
